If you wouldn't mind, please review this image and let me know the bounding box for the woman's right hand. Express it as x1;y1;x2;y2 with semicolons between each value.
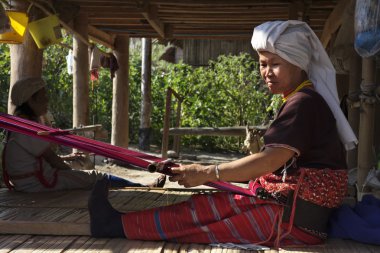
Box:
169;164;216;188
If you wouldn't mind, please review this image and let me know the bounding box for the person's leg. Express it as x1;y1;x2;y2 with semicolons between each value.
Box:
88;176;125;237
108;174;166;188
54;169;104;190
88;177;282;244
54;169;166;190
121;191;280;244
108;174;144;187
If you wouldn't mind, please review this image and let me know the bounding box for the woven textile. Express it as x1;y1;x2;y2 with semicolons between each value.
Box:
122;192;322;247
259;168;348;208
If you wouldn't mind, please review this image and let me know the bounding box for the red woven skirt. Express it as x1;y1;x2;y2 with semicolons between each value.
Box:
121;168;347;247
122;191;322;247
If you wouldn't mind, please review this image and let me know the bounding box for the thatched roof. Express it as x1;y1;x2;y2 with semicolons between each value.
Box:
56;0;345;46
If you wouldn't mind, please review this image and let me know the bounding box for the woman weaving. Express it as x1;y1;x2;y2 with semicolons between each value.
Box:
88;20;357;248
2;77;166;192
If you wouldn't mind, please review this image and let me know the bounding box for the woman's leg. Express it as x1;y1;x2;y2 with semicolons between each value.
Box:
88;176;125;237
88;177;282;244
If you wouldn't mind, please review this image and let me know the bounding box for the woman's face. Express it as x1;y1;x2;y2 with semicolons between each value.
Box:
27;88;49;117
258;51;305;95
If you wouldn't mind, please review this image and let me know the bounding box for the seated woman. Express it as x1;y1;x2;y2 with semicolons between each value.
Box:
3;77;165;192
88;20;357;248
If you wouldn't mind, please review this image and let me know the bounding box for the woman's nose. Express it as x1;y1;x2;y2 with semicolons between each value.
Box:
266;67;273;76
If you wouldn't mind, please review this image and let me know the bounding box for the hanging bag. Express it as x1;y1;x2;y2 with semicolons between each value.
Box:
28;14;62;49
354;0;380;57
0;11;28;44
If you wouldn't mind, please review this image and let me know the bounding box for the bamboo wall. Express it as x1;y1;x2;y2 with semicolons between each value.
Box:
183;39;256;66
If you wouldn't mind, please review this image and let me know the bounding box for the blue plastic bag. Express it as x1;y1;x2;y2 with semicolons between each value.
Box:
355;0;380;57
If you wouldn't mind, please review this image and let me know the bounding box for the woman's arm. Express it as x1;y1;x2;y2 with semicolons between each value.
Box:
42;148;72;170
170;147;295;188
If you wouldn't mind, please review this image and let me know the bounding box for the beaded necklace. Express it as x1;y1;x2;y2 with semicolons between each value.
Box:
282;80;313;102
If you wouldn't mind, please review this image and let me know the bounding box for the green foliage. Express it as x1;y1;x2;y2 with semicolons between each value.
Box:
90;69;113;132
148;53;277;151
0;44;10;113
42;37;114;131
42;37;73;128
0;38;279;152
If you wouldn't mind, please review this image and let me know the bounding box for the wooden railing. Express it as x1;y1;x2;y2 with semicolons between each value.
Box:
161;87;183;158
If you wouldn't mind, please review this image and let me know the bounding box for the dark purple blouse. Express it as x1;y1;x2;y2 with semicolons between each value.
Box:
264;88;347;170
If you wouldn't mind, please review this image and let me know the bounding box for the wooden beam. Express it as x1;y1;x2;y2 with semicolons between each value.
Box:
159;6;289;14
288;0;303;20
88;25;115;49
320;0;352;48
140;3;166;38
150;0;289;6
166;126;267;137
23;0;115;51
61;0;289;6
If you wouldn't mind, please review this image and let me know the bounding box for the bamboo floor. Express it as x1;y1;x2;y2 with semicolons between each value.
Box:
0;187;379;253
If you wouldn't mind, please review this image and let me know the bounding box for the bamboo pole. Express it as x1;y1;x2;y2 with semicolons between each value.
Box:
357;57;376;197
161;88;172;158
346;54;361;169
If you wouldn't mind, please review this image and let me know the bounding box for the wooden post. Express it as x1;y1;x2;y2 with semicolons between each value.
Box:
161;88;172;158
9;32;43;114
73;11;89;127
357;57;376;196
8;1;43;114
172;99;182;154
346;54;361;170
111;35;130;148
139;38;152;151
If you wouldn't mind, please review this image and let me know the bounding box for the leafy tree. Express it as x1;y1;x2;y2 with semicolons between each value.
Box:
149;53;280;151
0;44;10;113
42;37;73;128
0;38;280;152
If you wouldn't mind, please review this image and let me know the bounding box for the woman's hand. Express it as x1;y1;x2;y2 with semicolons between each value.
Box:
42;148;72;170
168;147;295;188
169;164;215;188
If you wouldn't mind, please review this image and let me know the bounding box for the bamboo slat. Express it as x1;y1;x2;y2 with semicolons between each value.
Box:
1;188;380;252
0;220;89;235
0;235;32;253
61;236;92;253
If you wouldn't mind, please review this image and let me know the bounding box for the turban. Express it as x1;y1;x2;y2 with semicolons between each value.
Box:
251;20;357;150
11;77;46;106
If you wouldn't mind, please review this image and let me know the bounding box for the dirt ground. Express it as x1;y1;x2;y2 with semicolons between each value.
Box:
93;145;246;189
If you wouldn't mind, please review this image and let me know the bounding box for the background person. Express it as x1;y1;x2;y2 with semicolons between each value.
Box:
2;77;165;192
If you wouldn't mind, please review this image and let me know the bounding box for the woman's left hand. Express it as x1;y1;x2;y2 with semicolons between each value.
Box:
169;164;214;188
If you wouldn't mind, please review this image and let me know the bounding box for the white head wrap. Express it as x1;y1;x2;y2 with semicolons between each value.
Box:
251;20;357;150
11;77;46;106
